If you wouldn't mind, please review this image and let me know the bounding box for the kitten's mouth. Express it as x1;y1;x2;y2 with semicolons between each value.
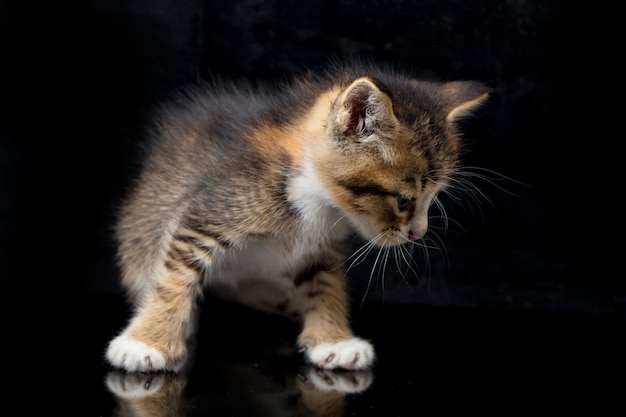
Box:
375;228;418;247
376;222;427;246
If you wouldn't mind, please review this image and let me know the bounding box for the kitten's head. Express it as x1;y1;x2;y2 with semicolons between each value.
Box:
319;73;490;247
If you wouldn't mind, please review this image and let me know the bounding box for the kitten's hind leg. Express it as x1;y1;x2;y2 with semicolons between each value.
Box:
296;267;375;370
106;267;201;372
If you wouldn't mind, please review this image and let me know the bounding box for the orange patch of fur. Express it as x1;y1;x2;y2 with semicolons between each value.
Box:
248;87;342;165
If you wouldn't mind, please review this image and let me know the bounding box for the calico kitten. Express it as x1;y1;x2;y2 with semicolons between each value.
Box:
105;61;490;372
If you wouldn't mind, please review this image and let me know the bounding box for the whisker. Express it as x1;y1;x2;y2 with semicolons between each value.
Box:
443;175;493;209
452;177;494;206
379;245;392;304
429;191;450;231
457;166;528;194
396;242;421;287
438;175;489;222
344;233;383;273
406;238;441;251
428;215;467;234
392;244;406;276
423;229;449;270
328;214;348;232
360;237;388;309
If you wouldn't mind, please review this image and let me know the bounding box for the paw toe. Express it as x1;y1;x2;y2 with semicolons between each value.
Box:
106;334;168;372
307;338;375;370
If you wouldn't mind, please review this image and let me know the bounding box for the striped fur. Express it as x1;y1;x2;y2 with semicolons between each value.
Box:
106;62;490;372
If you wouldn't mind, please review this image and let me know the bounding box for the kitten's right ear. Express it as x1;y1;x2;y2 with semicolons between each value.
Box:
328;77;398;144
440;81;491;123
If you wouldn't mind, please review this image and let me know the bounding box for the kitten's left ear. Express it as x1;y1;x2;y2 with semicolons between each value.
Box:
328;77;398;143
440;81;491;123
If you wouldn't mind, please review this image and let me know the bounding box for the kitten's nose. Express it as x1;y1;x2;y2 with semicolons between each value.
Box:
409;216;428;240
408;230;424;241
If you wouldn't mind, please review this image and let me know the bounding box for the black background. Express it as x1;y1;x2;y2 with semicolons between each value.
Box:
2;2;625;415
1;0;624;323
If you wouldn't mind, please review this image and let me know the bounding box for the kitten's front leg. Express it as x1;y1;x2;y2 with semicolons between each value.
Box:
106;269;200;372
296;268;375;370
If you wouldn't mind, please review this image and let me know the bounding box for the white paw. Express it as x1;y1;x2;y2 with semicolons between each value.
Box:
307;338;375;370
106;333;168;372
305;367;374;393
105;371;166;399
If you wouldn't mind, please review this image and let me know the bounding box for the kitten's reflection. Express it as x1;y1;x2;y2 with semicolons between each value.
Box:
106;365;372;417
107;371;188;417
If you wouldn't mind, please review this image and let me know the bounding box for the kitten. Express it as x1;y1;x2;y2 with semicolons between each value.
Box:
105;61;490;372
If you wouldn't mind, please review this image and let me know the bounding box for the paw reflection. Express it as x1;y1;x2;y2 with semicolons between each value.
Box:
106;364;373;416
106;370;168;398
301;367;374;393
106;370;188;417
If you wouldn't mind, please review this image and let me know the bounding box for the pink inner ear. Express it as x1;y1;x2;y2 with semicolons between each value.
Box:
346;98;366;135
344;81;375;136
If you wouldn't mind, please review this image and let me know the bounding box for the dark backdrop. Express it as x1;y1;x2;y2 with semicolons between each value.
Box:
1;0;624;320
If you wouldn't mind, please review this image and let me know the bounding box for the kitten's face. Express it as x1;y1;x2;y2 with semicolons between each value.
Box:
319;76;488;247
325;126;458;247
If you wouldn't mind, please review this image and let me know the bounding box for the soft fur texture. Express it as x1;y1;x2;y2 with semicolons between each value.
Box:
105;61;490;372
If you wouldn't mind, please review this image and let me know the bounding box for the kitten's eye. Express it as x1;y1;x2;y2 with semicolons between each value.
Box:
396;194;414;212
421;177;429;188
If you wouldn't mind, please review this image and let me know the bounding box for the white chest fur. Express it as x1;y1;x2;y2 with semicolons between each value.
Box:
208;156;351;284
206;197;350;317
210;204;348;284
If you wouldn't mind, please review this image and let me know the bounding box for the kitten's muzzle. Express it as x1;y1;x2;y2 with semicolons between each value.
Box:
408;216;428;241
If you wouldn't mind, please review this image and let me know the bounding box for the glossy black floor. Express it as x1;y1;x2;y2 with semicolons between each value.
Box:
48;293;623;416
